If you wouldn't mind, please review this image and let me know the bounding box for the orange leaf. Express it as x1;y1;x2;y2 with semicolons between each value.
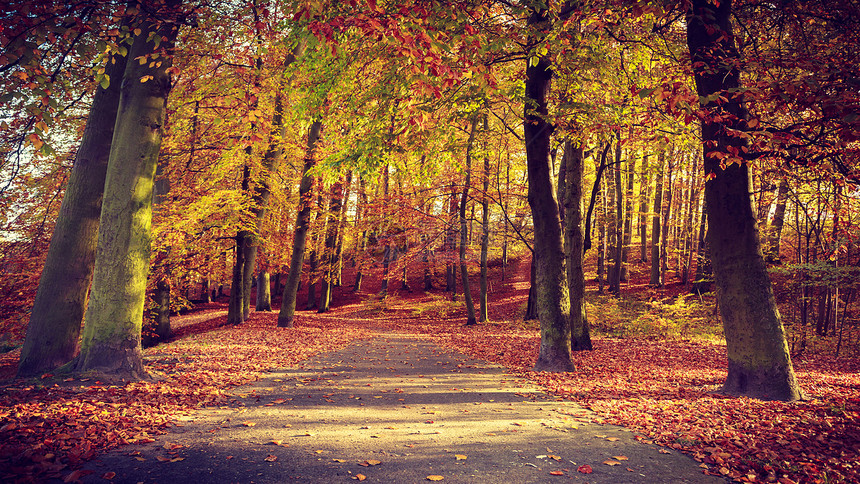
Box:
603;460;621;466
102;471;116;479
613;455;629;461
354;475;366;481
242;421;256;427
264;455;278;462
549;470;564;476
577;465;593;474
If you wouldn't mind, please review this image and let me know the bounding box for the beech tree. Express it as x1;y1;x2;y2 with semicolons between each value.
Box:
686;0;801;401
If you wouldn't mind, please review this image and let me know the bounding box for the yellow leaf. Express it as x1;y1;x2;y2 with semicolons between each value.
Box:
354;475;366;481
606;437;619;442
603;460;621;466
454;454;467;460
613;455;629;461
427;476;444;481
170;457;185;462
242;421;256;427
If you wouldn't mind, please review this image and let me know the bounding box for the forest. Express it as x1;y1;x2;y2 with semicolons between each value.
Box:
0;0;858;482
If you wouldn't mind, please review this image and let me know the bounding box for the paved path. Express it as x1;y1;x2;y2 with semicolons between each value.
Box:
75;333;724;483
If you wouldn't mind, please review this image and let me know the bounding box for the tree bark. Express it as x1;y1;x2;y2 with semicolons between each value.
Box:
319;176;344;313
766;179;790;263
277;120;322;327
72;14;178;379
638;154;650;262
256;270;271;311
17;43;128;377
687;0;801;401
650;153;665;286
479;116;490;323
461;117;478;326
563;141;592;351
621;147;636;282
525;6;573;372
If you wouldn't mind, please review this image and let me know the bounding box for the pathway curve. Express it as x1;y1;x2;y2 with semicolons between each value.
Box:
75;333;725;483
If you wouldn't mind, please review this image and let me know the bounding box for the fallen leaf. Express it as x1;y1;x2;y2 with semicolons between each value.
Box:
577;465;593;474
658;449;671;454
613;455;629;461
64;469;94;482
156;456;171;462
359;459;382;466
242;421;257;427
603;460;621;466
354;474;367;481
549;470;564;476
606;437;619;442
102;472;116;480
333;458;347;463
427;476;444;481
170;457;185;462
264;455;278;462
455;454;467;460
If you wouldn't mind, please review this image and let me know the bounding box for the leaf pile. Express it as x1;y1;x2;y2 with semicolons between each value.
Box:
428;323;860;484
0;312;369;482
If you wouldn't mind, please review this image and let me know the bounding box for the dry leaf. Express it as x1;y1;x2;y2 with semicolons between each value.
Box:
102;471;116;480
606;437;619;442
455;454;467;460
549;470;564;476
577;464;593;474
603;460;621;466
427;476;445;481
264;455;278;462
613;455;629;461
242;421;257;427
354;474;367;481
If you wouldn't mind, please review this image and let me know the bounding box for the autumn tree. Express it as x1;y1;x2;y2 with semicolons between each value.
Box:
686;0;801;400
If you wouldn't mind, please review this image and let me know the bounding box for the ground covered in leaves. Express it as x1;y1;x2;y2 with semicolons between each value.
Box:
1;259;858;483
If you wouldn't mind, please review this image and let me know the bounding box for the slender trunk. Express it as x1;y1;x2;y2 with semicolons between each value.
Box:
479;116;490;323
563;141;592;351
661;156;674;284
446;184;458;294
621;148;635;282
766;179;790;263
638;154;650;262
461;117;478;325
17;45;128;377
353;177;367;291
333;171;352;286
277;120;322;327
687;0;800;400
525;253;538;320
319;177;344;312
73;13;178;379
650;153;665;285
380;164;391;295
681;162;700;285
525;6;573;372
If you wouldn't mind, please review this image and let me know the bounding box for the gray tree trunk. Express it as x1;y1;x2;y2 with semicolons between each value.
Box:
17;44;128;377
73;14;178;379
687;0;801;401
562;141;592;351
277;120;322;327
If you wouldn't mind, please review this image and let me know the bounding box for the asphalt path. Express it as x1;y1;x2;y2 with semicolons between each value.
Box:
72;332;726;483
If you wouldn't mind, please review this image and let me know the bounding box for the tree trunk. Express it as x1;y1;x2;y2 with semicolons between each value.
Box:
461;117;478;326
256;270;271;311
687;0;801;401
479;116;490;323
661;156;674;284
353;176;367;292
17;43;128;377
621;148;636;282
608;136;623;294
446;184;458;294
333;171;352;286
563;141;592;351
650;153;665;286
638;154;650;262
277;120;322;327
319;176;344;313
72;15;178;379
766;179;790;263
144;278;171;348
524;253;538;320
380;164;391;295
525;7;573;372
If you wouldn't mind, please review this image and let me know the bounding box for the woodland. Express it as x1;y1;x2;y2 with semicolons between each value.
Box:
0;0;859;482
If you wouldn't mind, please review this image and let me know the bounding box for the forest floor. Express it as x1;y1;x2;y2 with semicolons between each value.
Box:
0;256;858;483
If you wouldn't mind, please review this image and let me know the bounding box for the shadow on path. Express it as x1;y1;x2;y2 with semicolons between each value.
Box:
73;333;726;483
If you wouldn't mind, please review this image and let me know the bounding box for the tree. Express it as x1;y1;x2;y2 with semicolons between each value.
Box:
524;4;574;372
16;48;128;377
460;116;478;326
686;0;801;401
72;7;180;378
562;140;591;351
277;120;322;328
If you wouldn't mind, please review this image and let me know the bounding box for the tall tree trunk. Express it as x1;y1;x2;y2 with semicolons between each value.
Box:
319;176;344;313
305;190;323;309
650;153;665;286
597;166;607;294
72;14;178;379
353;176;367;291
17;44;128;377
277;120;323;327
563;141;592;351
524;252;538;320
479;116;490;323
379;164;391;295
687;0;800;401
446;183;458;294
621;147;636;282
525;6;573;372
638;154;650;262
333;171;352;286
608;136;623;295
661;156;674;284
681;162;701;285
461;117;478;326
766;179;790;263
691;203;713;294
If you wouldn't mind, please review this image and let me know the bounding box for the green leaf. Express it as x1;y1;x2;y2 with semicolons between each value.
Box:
100;74;110;90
